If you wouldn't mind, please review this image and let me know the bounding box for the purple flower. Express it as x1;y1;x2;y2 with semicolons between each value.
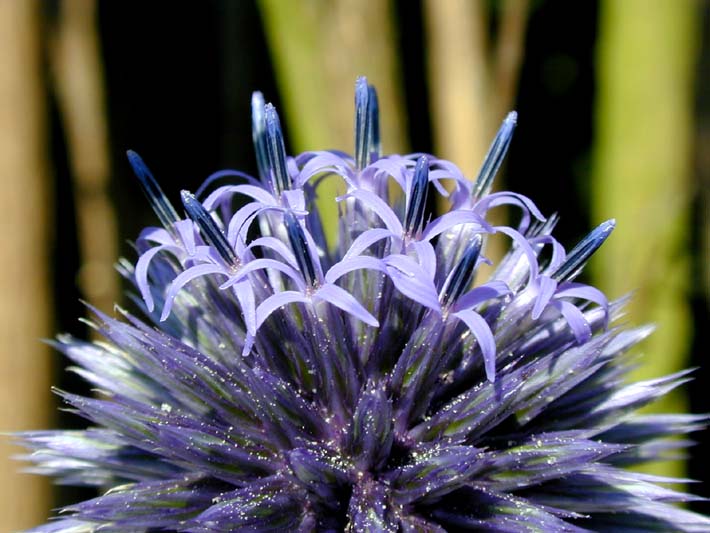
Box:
18;77;709;532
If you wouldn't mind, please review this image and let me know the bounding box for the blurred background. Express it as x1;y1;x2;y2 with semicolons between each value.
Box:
0;0;708;529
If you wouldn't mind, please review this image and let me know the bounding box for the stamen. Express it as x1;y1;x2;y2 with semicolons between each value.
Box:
284;211;318;288
127;150;180;229
404;156;430;236
551;219;616;282
181;190;239;267
264;104;291;196
440;234;483;308
472;111;517;200
251;92;270;183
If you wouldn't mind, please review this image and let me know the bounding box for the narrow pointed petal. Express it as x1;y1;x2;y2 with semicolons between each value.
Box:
354;77;371;170
552;219;616;281
404;156;430;236
181;190;239;267
192;477;305;532
471;111;517;199
67;476;222;528
251;91;270;182
264;103;291;195
284;211;319;287
127;150;181;229
440;234;483;308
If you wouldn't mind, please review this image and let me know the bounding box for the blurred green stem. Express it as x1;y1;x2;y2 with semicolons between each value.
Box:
593;0;700;478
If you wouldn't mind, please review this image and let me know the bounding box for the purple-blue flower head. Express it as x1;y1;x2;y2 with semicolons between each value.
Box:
18;76;710;532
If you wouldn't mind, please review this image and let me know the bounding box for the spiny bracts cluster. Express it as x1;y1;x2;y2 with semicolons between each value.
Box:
20;78;710;532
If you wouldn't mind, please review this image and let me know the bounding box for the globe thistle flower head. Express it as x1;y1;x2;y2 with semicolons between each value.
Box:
19;77;710;532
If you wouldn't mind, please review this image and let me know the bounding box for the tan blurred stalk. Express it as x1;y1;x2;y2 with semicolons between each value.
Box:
593;0;700;479
424;0;529;263
50;0;118;315
258;0;408;243
424;0;491;181
0;0;53;529
424;0;528;179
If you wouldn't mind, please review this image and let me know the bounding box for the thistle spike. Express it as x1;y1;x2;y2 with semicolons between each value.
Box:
126;150;180;229
551;219;616;282
284;211;318;288
472;111;517;200
440;234;483;307
181;190;239;267
404;156;430;236
264;104;290;195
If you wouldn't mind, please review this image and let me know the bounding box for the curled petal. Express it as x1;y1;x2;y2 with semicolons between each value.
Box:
384;254;441;313
137;226;175;246
256;291;311;329
219;258;305;291
553;300;592;343
453;281;510;312
202;184;276;212
532;275;558;320
409;239;437;280
314;283;379;327
232;280;256;355
248;236;298;268
421;210;492;242
339;188;403;235
451;309;497;382
160;264;228;321
324;255;386;285
474;191;546;233
494;225;541;281
135;244;182;312
344;227;396;259
557;281;610;326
